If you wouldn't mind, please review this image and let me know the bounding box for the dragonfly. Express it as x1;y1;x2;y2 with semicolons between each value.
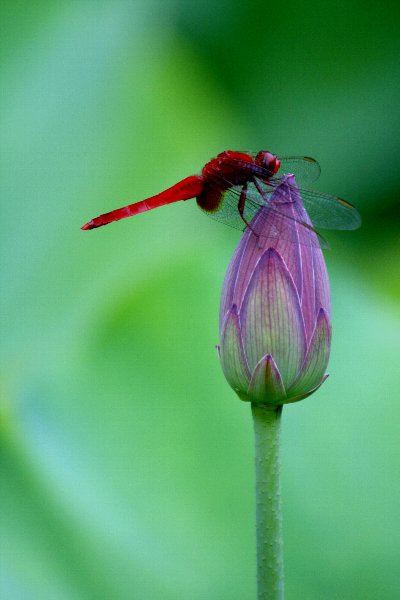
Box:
81;150;361;245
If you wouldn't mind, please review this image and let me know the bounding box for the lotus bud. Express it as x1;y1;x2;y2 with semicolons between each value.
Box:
219;175;331;405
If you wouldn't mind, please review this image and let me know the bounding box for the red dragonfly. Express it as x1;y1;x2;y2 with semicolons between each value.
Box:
81;150;361;244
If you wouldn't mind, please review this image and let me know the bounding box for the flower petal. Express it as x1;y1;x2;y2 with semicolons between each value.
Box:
247;354;287;405
219;306;251;394
286;374;329;404
287;308;331;397
314;250;331;320
241;247;306;386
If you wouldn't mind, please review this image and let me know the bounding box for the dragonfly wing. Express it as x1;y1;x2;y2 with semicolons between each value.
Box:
250;177;361;231
276;156;321;184
293;187;362;230
202;174;327;248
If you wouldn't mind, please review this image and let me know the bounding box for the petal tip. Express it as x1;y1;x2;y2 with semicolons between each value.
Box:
248;354;286;405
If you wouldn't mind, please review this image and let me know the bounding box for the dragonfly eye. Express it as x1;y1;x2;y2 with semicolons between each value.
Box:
255;151;280;175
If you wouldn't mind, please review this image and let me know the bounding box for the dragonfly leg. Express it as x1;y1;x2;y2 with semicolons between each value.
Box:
238;183;258;235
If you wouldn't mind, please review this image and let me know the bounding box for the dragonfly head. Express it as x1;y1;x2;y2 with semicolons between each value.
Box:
255;151;280;176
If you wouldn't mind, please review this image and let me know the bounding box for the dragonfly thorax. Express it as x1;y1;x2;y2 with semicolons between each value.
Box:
202;151;256;188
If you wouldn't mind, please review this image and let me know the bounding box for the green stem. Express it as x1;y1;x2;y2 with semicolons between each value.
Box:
251;403;284;600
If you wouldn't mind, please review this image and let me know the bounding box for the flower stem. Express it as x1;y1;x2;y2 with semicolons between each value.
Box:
251;403;284;600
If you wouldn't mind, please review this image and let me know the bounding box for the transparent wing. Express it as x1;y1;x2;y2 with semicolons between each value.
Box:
292;187;362;230
202;175;328;248
276;156;321;184
255;177;362;231
206;161;361;232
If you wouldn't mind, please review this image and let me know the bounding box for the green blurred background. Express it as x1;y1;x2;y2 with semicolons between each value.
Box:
1;1;399;598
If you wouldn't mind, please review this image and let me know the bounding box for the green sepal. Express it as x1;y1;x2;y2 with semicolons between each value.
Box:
247;354;287;405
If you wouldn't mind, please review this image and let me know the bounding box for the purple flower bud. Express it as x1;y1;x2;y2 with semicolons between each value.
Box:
219;175;331;405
